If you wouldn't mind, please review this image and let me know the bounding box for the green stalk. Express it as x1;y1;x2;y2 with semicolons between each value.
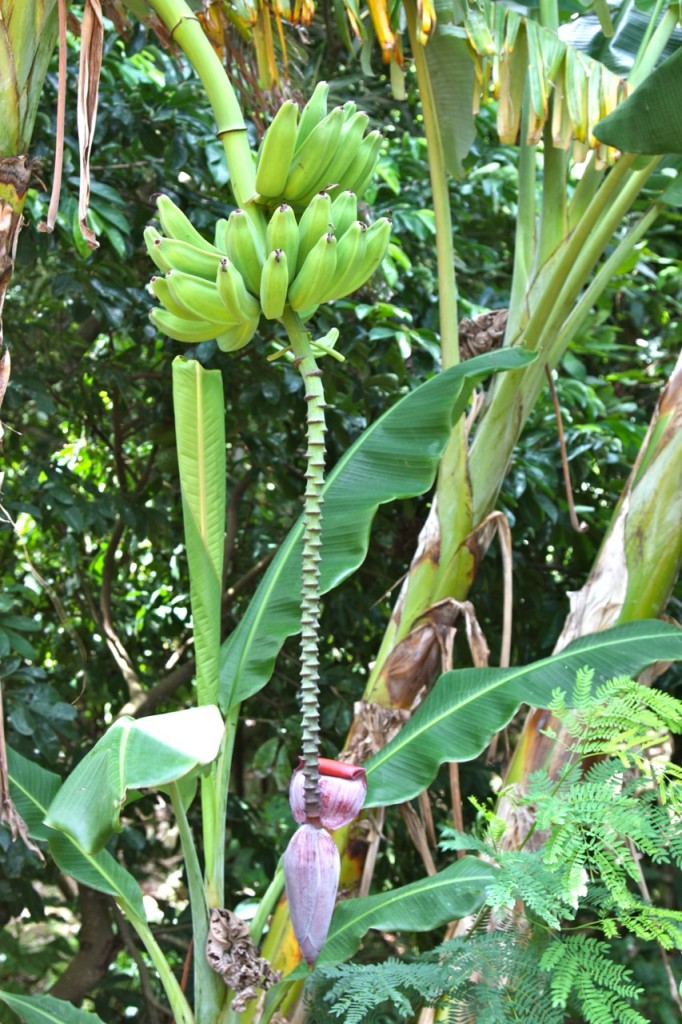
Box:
470;155;656;524
146;0;255;205
126;912;196;1024
556;203;661;352
365;0;474;669
169;782;224;1024
282;308;327;820
629;2;679;89
537;119;567;268
404;0;458;367
567;153;603;230
507;105;537;334
206;704;240;908
250;862;285;943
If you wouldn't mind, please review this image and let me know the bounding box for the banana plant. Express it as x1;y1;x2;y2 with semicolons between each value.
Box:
252;0;682;1003
3;0;682;1022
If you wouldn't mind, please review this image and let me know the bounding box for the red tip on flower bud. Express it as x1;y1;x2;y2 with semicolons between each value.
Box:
289;758;367;830
283;824;340;966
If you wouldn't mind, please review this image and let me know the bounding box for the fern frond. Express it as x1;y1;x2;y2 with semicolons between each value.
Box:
541;935;647;1024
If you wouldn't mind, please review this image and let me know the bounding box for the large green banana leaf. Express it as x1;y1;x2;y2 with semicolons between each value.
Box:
321;856;496;964
0;991;104;1024
364;620;682;807
7;748;146;919
172;356;226;707
219;349;534;711
44;705;224;852
595;46;682;154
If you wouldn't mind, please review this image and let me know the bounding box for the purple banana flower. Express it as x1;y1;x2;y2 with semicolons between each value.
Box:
285;758;366;964
283;823;340;966
289;757;367;830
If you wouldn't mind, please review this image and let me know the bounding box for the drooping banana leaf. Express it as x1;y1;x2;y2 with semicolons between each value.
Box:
0;990;105;1024
7;748;146;919
219;348;535;711
364;620;682;807
44;705;224;852
595;46;682;154
422;0;476;178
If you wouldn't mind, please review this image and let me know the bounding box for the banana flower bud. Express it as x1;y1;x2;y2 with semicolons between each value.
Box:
289;757;367;830
283;823;340;965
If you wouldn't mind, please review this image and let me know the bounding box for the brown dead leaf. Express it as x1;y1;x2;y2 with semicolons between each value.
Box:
206;908;280;1011
77;0;104;249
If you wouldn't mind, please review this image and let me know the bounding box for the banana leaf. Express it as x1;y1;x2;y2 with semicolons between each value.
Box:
321;856;496;964
595;47;682;154
44;705;224;853
172;356;226;707
278;856;496;981
0;991;105;1024
219;348;535;711
7;748;146;919
364;620;682;807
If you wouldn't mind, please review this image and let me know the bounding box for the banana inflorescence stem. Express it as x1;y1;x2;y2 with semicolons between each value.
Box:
282;308;326;824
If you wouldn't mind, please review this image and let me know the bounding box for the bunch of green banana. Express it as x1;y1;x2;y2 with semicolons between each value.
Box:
145;195;264;352
254;82;384;210
146;192;393;341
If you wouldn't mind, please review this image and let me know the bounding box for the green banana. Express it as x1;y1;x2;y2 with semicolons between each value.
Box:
155;195;221;253
323;220;367;301
214;217;229;252
154;238;223;280
255;100;299;199
296;191;333;271
284;107;345;203
332;216;392;297
144;226;172;272
224;209;264;296
330;190;357;239
342;100;357;120
149;274;187;318
216;258;261;321
297;111;369;203
149;306;228;343
216;315;260;353
288;232;337;311
260;249;290;320
336;129;383;197
165;269;237;324
295;80;329;151
266;204;299;273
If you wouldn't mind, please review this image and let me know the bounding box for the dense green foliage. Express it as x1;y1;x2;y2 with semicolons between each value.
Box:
1;7;681;1023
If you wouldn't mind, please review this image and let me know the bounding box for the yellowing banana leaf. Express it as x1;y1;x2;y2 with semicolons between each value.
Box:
0;990;105;1024
364;620;682;807
464;0;625;159
594;47;682;154
321;857;496;965
172;356;226;707
44;706;224;853
7;747;146;919
219;348;535;712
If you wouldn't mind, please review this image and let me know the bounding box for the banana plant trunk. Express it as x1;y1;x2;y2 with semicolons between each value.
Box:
505;348;682;790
